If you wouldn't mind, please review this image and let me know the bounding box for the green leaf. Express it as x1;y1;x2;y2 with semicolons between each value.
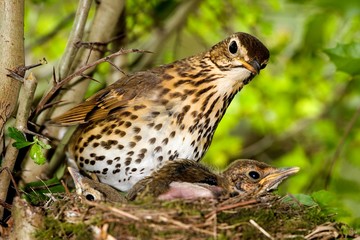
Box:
8;127;27;143
33;136;51;149
13;141;34;149
282;194;318;207
8;127;34;149
324;43;360;75
29;144;47;165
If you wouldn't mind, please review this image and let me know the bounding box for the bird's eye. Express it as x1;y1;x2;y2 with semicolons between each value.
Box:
85;193;95;201
248;171;260;180
228;40;238;54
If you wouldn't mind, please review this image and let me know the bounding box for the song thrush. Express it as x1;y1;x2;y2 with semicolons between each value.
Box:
53;32;270;191
127;159;299;200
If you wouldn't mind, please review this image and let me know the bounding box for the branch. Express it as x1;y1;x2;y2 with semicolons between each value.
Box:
0;0;25;219
0;73;37;218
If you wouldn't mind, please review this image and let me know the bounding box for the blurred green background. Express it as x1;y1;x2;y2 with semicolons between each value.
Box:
25;0;360;229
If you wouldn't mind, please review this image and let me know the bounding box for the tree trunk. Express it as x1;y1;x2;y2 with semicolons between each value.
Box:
0;0;25;218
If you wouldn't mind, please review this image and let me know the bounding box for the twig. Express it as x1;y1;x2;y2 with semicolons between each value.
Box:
35;48;150;115
0;167;21;197
249;219;274;240
85;200;140;221
205;199;259;218
58;0;92;79
158;215;214;236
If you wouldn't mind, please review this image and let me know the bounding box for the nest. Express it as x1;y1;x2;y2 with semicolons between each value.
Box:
3;192;358;240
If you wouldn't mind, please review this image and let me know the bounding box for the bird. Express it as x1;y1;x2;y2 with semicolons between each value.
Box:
52;32;270;192
127;159;299;201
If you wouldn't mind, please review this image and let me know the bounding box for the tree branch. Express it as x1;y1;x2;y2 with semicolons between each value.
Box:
0;0;25;219
0;73;37;219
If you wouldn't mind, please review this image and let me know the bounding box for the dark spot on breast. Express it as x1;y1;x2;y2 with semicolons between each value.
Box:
170;131;176;138
127;151;134;156
92;142;99;148
125;158;132;166
157;156;163;162
135;159;142;163
154;124;163;130
162;138;169;145
95;155;105;160
79;162;84;168
120;111;131;117
163;73;174;80
84;159;89;164
129;142;136;148
90;153;96;157
130;115;138;120
118;144;124;150
161;88;170;95
149;138;156;144
140;148;147;154
151;111;160;117
124;122;132;128
134;135;142;142
133;127;141;134
170;92;182;98
79;147;84;153
148;122;155;128
79;157;84;162
102;168;108;174
133;105;146;110
95;134;102;140
184;89;196;95
115;163;121;168
131;168;137;172
107;160;113;165
113;169;120;174
154;146;162;153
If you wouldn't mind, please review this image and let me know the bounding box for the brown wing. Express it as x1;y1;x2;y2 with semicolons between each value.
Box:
51;71;161;125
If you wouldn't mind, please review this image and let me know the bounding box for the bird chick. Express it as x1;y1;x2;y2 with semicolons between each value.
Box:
127;159;299;201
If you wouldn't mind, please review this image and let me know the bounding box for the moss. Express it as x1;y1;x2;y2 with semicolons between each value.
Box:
34;216;93;240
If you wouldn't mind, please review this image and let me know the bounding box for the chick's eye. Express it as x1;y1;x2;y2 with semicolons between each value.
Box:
229;40;238;54
248;171;260;180
85;193;95;201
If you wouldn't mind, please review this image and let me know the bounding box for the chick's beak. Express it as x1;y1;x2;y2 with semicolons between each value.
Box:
241;59;261;75
258;166;300;192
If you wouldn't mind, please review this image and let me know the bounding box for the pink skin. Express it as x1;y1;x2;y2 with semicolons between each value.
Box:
157;182;224;200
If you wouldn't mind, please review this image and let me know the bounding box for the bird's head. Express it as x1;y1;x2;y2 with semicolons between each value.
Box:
209;32;270;85
222;159;299;196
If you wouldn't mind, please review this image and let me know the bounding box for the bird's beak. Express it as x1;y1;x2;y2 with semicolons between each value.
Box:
258;166;300;192
241;59;261;75
68;167;84;195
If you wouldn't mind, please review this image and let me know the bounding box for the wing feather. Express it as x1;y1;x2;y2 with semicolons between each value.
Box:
51;71;161;125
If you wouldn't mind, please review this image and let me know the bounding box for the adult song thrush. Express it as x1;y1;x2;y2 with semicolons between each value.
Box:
53;32;270;191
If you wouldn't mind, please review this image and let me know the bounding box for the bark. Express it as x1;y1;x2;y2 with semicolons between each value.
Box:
0;0;24;219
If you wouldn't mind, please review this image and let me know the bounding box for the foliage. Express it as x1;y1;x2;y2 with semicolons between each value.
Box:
23;0;360;231
8;127;51;165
